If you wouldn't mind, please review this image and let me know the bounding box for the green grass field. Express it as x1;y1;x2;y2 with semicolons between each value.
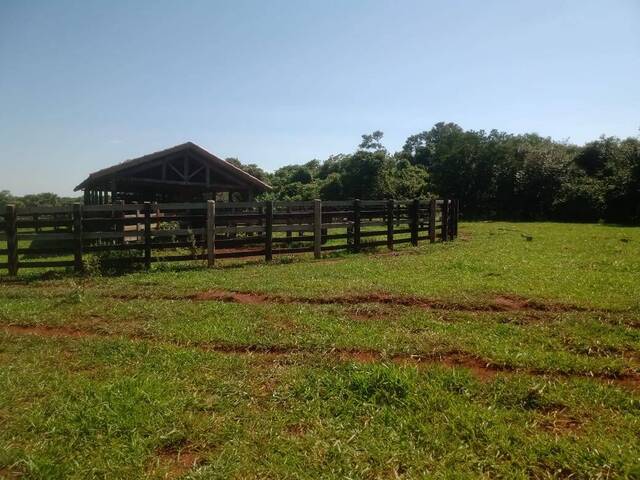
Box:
1;222;639;479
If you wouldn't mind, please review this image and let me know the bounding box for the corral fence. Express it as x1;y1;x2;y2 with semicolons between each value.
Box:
1;198;459;276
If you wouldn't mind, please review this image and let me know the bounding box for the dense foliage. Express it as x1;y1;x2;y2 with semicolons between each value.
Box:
0;191;81;209
3;122;639;223
241;123;640;223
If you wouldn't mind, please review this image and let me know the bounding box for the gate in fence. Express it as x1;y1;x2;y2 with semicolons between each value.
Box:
1;199;459;276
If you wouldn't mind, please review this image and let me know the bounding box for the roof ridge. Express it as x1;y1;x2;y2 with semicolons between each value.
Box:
74;142;271;191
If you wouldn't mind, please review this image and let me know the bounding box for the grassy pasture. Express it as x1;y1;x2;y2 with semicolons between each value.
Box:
1;222;639;478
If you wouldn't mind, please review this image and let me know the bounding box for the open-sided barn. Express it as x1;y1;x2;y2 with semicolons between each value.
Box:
75;142;271;204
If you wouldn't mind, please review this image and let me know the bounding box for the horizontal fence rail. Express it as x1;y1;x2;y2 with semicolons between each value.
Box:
1;198;459;275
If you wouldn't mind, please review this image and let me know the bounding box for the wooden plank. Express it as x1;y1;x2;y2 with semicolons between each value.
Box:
265;200;273;261
16;220;73;229
322;200;353;207
19;260;75;269
273;200;314;208
359;230;388;238
207;200;215;267
16;232;74;241
73;203;83;272
272;246;314;255
313;199;322;259
321;244;349;252
215;201;262;209
215;249;266;259
156;202;207;210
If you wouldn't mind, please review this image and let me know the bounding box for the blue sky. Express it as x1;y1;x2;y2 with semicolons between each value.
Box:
1;0;638;195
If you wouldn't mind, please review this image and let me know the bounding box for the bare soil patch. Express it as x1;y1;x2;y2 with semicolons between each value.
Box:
188;289;584;313
148;445;200;480
3;324;638;390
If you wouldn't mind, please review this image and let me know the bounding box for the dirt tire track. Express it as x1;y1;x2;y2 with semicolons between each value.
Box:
2;323;638;391
107;289;588;313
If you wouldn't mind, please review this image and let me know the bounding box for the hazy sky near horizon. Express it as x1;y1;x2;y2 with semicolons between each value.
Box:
1;0;639;195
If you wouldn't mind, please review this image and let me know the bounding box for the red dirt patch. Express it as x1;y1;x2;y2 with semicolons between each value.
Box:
148;446;200;479
3;324;638;391
195;290;269;304
188;289;582;313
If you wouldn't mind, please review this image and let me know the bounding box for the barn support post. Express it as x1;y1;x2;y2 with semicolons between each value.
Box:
441;199;449;242
353;199;361;253
143;202;152;270
265;200;274;262
429;198;437;243
206;200;216;267
73;203;83;273
411;198;419;246
5;205;18;276
313;199;322;259
386;199;394;250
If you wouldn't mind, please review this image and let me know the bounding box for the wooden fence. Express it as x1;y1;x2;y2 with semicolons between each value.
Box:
0;199;458;275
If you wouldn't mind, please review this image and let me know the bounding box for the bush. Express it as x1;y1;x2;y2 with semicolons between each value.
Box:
84;249;145;276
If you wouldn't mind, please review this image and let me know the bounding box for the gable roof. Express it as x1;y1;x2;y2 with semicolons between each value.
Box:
74;142;271;191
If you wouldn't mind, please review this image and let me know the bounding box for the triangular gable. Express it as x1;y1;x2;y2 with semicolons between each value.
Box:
74;142;271;191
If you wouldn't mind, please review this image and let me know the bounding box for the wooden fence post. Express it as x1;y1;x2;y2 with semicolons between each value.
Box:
143;202;152;270
5;205;18;276
386;199;394;250
313;199;322;259
353;199;361;253
441;199;449;242
286;205;292;246
453;199;459;238
265;200;273;261
429;198;436;243
207;200;216;267
73;203;83;273
411;198;419;246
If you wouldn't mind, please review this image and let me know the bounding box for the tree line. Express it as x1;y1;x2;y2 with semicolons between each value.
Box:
2;122;639;223
232;123;640;223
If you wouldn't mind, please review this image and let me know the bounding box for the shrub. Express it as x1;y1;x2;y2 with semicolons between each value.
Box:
84;249;145;276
